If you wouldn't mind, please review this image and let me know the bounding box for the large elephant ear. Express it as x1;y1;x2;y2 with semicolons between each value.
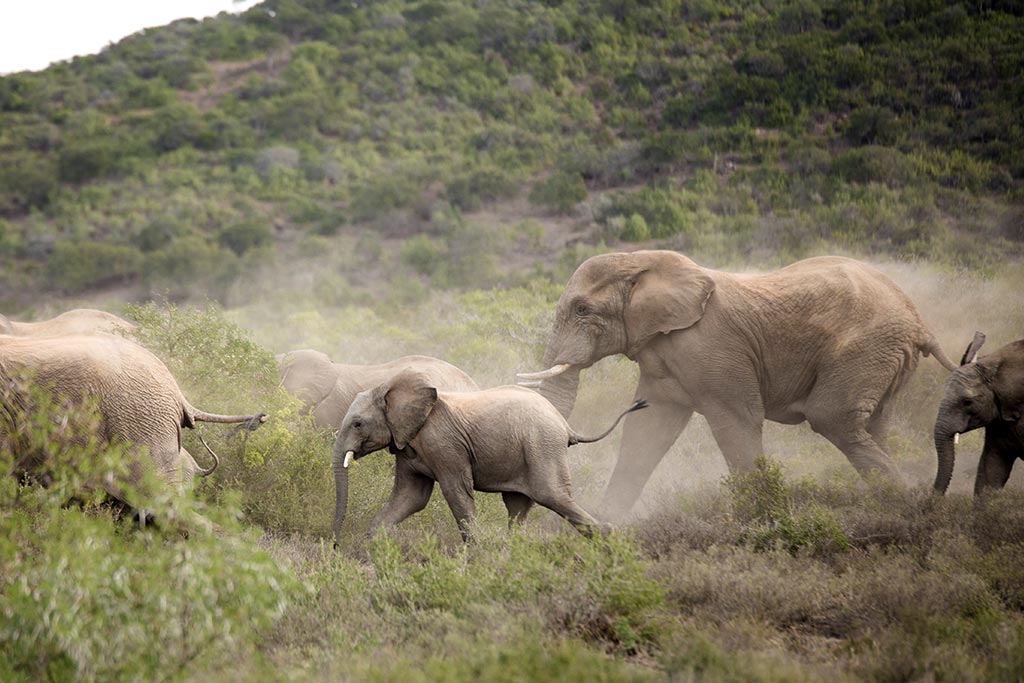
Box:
382;370;439;450
623;251;716;357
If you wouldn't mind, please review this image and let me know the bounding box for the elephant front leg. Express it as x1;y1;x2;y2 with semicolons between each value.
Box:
369;460;435;534
437;471;477;542
974;430;1017;495
601;389;693;521
703;402;764;474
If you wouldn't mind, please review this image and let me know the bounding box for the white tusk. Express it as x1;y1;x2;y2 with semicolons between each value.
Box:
343;450;354;468
517;380;543;388
515;364;571;381
953;433;960;445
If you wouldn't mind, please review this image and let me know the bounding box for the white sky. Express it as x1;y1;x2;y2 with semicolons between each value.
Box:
0;1;263;74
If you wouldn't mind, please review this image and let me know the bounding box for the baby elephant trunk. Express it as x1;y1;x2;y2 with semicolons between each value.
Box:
332;439;353;550
569;399;649;446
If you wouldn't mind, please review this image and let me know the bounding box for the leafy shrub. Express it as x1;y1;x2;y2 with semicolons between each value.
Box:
832;145;915;188
0;151;55;215
218;217;273;256
0;375;299;683
47;242;143;293
529;171;587;213
843;105;899;146
725;457;851;556
445;166;519;211
401;234;446;277
604;186;698;239
620;213;650;242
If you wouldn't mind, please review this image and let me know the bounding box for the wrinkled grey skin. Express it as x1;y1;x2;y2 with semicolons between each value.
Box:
526;250;958;520
934;333;1024;495
0;334;266;501
332;369;646;547
0;309;136;337
277;349;478;430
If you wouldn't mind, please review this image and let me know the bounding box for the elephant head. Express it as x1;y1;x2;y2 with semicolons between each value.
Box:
519;250;715;417
934;332;1024;493
331;371;438;548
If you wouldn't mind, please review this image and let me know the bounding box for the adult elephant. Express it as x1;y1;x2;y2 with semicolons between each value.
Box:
519;250;957;519
1;333;266;503
0;308;136;337
277;349;479;430
934;332;1024;495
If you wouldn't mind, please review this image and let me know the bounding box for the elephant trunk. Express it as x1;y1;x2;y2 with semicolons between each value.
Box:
537;366;581;419
332;439;352;549
933;406;962;494
527;337;584;418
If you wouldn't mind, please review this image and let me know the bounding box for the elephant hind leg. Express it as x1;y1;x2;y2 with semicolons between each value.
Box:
809;408;902;483
532;494;609;538
502;491;534;529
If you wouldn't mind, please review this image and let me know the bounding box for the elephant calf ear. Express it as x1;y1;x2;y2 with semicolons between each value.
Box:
383;372;439;450
960;331;987;366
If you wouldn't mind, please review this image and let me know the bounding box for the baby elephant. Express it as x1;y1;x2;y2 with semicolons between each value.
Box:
332;369;647;546
934;332;1024;495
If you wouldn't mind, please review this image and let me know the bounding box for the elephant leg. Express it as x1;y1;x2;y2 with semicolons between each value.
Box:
532;494;609;538
369;460;435;533
974;433;1016;495
809;410;902;483
502;491;534;529
436;472;477;542
601;392;693;521
806;352;905;483
703;403;764;474
867;402;893;453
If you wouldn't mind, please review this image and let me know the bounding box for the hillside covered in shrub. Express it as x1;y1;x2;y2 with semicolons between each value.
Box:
1;0;1022;311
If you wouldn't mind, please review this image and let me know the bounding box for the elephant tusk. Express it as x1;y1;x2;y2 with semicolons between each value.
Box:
343;450;354;468
954;433;960;445
516;364;571;382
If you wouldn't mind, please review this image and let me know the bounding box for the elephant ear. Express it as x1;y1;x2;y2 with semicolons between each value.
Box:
989;358;1024;423
623;251;716;357
382;370;439;450
959;331;987;366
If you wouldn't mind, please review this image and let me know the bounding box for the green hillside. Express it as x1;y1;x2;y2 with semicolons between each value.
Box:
1;0;1022;310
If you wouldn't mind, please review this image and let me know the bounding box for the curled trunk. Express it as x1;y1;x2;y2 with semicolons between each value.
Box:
332;440;350;549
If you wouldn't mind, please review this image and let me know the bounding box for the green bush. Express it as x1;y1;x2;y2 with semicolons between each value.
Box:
529;170;587;213
47;242;143;293
218;217;273;256
401;234;446;277
0;376;299;683
445;166;519;211
832;145;915;188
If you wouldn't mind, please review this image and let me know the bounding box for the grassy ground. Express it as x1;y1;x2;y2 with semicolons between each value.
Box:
2;256;1024;682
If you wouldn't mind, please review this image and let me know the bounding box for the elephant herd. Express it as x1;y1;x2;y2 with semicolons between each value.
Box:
2;250;1022;543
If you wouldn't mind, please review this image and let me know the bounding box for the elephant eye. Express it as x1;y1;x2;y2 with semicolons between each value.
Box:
352;419;362;428
574;303;588;316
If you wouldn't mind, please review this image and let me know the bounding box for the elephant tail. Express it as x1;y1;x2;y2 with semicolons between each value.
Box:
569;399;649;446
194;431;220;476
184;405;268;430
920;335;958;373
